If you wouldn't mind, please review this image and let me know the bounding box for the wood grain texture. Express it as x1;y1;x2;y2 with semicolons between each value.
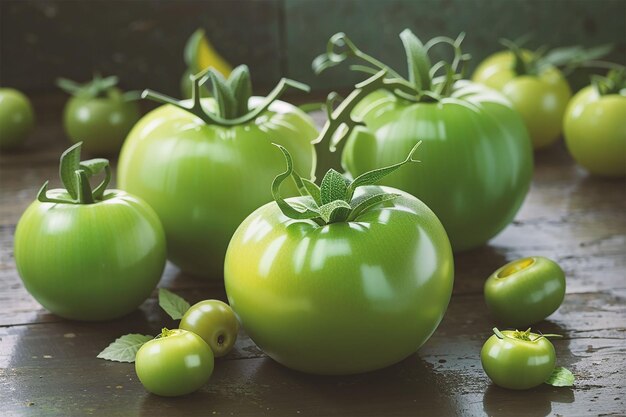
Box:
0;98;625;416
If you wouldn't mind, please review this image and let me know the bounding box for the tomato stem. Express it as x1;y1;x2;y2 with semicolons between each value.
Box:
37;142;112;205
142;65;310;127
270;141;420;225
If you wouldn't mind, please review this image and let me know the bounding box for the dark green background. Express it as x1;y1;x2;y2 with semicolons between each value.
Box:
1;0;625;95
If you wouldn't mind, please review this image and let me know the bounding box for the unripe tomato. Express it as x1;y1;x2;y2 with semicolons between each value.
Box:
180;300;239;357
0;88;34;150
135;329;214;396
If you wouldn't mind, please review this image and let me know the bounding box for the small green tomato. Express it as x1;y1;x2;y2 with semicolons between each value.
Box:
135;328;214;397
180;300;239;357
0;88;34;150
484;256;565;327
481;328;556;390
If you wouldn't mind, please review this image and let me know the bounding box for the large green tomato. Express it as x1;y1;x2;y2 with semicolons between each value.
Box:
135;328;214;397
0;88;34;150
473;50;572;149
118;97;316;276
564;84;626;177
14;144;166;321
225;185;454;375
342;81;533;251
481;329;556;390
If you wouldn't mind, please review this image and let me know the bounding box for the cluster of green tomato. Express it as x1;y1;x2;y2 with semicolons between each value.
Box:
5;29;622;395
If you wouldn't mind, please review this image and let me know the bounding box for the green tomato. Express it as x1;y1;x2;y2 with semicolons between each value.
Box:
118;97;316;276
135;329;214;397
63;88;140;155
180;300;239;357
564;85;626;177
484;257;566;327
481;329;556;390
15;189;166;320
473;50;572;149
342;81;533;251
0;88;34;150
225;185;454;375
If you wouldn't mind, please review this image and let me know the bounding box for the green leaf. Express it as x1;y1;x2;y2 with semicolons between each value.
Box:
346;141;421;201
209;70;237;119
320;169;350;205
318;200;351;223
227;65;252;116
347;193;399;221
271;144;322;221
56;78;82;95
399;29;431;90
158;288;191;320
59;142;82;200
184;28;204;71
545;367;575;387
97;334;153;363
75;170;94;204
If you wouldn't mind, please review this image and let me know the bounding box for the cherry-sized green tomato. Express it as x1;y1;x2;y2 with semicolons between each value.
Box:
473;50;572;149
135;328;214;397
119;66;316;276
481;328;556;390
564;70;626;177
0;88;34;150
484;256;565;327
180;300;239;357
225;145;454;375
14;143;166;321
57;75;140;155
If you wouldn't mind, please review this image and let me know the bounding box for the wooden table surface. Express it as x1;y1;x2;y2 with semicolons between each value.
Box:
1;97;625;417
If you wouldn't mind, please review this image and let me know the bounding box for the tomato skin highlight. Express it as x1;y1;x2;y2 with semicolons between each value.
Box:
225;186;454;375
118;97;316;276
473;50;572;149
484;257;566;327
63;89;141;156
180;300;239;357
135;329;214;397
564;85;626;177
342;81;533;252
14;190;166;321
0;88;34;150
481;331;556;390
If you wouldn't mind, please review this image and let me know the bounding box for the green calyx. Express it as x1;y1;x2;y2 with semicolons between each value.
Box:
499;37;614;77
142;65;310;126
492;327;562;342
37;142;112;205
56;74;138;101
312;29;469;149
591;67;626;96
272;140;421;225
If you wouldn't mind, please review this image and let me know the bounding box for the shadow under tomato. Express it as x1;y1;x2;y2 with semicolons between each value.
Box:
453;244;508;294
482;383;575;417
245;353;457;416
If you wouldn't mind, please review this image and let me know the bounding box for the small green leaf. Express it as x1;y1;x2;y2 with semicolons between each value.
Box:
346;141;421;200
59;143;82;200
158;288;191;320
97;334;153;363
320;169;349;205
227;65;252;116
318;200;351;223
347;193;399;221
545;367;575;387
56;78;82;95
399;29;431;90
75;170;94;204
